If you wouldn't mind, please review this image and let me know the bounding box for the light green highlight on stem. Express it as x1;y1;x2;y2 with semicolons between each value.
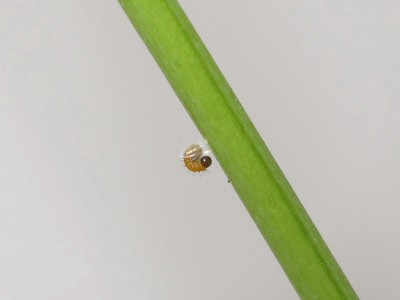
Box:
117;0;358;298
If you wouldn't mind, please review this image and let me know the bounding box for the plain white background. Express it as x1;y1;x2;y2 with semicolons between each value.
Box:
1;0;399;299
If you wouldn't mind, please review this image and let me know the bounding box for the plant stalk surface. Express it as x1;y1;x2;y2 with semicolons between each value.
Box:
118;0;358;298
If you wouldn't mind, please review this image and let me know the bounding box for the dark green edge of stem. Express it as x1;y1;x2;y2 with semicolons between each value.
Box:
117;0;358;298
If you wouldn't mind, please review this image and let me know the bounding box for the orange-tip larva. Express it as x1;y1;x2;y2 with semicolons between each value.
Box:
181;142;212;173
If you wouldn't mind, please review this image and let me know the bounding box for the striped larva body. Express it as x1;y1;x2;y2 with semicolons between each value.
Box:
184;155;212;172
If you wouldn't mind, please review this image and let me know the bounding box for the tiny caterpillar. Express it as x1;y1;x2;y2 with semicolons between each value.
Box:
181;143;212;172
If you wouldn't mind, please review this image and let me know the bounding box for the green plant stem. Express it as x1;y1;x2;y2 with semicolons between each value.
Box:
117;0;358;298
